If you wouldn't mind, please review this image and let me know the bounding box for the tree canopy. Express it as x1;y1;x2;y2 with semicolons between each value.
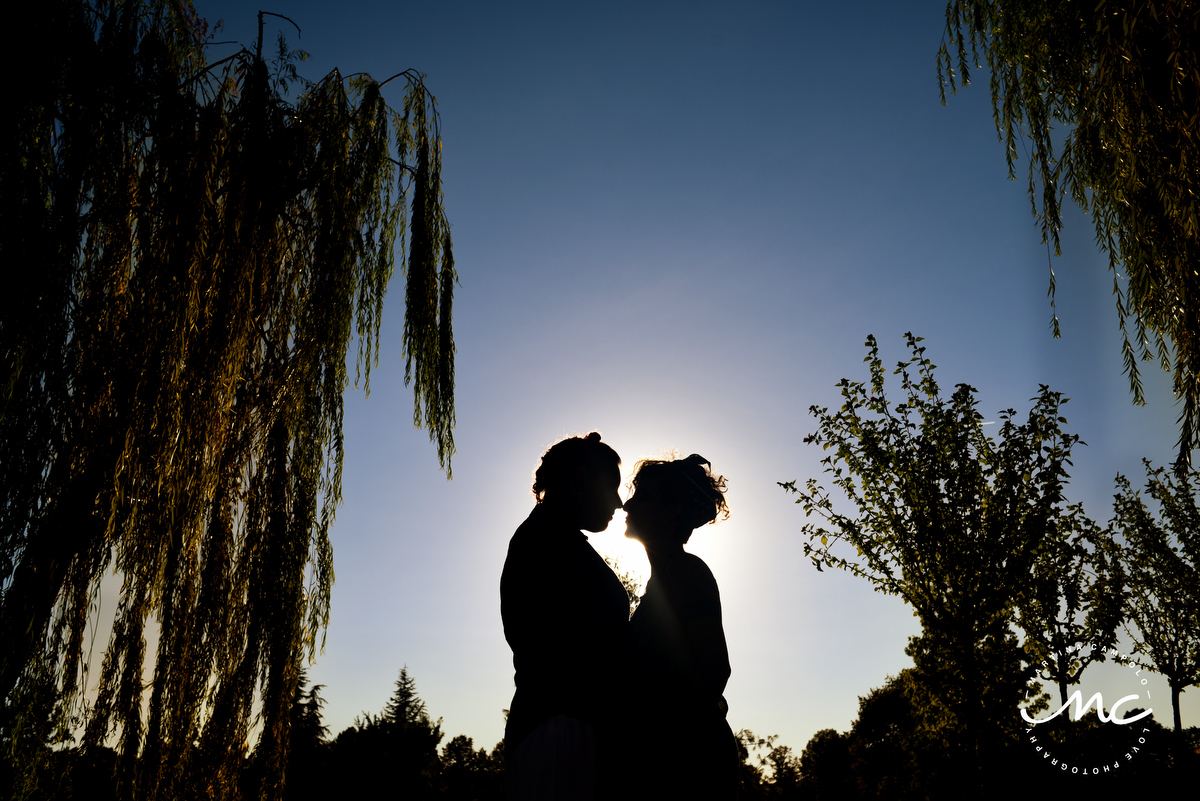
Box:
938;0;1200;469
779;333;1080;786
0;2;456;799
1011;504;1125;706
1111;461;1200;732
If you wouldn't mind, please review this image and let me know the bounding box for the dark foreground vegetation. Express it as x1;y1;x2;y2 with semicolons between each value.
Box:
5;1;1200;799
4;664;1196;800
789;673;1199;798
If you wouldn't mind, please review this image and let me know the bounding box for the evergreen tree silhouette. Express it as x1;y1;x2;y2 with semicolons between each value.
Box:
327;667;443;800
283;671;330;801
386;667;432;728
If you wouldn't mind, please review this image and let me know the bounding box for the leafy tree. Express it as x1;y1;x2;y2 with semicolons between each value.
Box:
733;730;804;801
779;333;1073;788
811;671;1193;796
0;745;119;801
902;628;1043;788
790;671;961;801
760;744;802;799
438;735;504;801
734;730;769;799
1111;461;1200;733
938;0;1200;469
326;667;445;800
0;2;456;799
795;728;854;801
1020;706;1189;789
843;671;941;800
603;556;643;612
1012;506;1126;706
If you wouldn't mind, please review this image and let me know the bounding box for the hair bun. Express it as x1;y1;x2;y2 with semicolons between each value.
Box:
627;453;729;540
531;432;621;501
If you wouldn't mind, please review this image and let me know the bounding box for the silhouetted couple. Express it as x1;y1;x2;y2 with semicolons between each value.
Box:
500;432;738;800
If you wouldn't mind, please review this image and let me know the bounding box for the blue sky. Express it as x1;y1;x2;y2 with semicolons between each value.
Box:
192;0;1191;752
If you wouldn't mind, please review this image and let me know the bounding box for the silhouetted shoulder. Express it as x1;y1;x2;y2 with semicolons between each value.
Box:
659;552;721;620
509;503;569;547
502;506;577;585
671;552;719;587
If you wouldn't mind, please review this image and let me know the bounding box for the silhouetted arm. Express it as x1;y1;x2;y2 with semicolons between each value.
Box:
673;555;731;711
683;614;730;699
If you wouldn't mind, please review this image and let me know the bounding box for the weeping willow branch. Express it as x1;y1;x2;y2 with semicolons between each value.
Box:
0;2;457;799
939;0;1200;471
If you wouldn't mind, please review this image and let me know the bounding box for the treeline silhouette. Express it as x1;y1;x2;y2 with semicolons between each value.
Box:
787;668;1199;799
3;666;832;801
4;668;499;801
6;662;1196;800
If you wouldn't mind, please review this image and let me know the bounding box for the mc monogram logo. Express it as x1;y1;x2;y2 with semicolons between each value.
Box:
1020;690;1152;726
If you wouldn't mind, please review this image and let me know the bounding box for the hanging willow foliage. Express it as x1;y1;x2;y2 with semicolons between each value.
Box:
0;2;456;799
938;0;1200;470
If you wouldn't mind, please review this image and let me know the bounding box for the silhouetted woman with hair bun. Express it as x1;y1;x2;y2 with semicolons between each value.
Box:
623;454;737;800
501;432;629;800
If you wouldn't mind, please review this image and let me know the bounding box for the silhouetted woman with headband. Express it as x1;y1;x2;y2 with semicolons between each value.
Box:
501;432;630;800
623;454;738;800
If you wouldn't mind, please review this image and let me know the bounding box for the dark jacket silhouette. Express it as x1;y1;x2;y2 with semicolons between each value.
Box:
627;551;736;800
500;503;630;750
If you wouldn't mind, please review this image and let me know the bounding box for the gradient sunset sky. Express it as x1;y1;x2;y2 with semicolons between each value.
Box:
190;0;1194;752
